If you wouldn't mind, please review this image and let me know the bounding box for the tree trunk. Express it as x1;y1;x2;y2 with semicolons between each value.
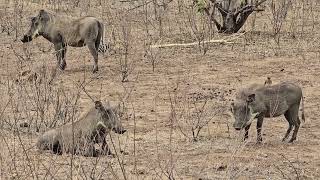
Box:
200;0;268;34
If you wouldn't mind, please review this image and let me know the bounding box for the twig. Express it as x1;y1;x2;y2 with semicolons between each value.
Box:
151;39;234;48
127;0;153;11
78;82;96;103
280;153;300;180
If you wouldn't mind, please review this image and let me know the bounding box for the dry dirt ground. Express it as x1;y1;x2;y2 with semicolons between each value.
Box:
1;0;320;179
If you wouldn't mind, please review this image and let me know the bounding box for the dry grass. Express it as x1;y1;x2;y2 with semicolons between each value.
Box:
0;0;320;179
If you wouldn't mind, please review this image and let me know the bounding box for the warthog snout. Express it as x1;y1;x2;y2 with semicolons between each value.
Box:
234;127;241;131
21;35;32;43
233;123;242;131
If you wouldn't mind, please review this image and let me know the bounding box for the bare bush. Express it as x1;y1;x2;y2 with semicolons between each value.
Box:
142;0;162;72
0;8;14;35
186;5;214;54
0;0;24;39
268;0;292;44
168;81;227;141
119;16;132;82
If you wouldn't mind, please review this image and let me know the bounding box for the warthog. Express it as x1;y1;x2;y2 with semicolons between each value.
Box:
37;101;126;156
231;82;305;143
21;9;106;73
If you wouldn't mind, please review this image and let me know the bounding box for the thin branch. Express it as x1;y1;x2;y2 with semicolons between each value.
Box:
150;39;235;48
127;0;153;11
215;3;228;16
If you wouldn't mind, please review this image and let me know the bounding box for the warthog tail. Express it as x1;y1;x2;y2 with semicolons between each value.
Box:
301;94;305;122
97;21;108;53
98;43;109;53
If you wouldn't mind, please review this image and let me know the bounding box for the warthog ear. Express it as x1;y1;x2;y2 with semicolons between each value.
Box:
39;10;47;20
28;16;36;22
247;94;255;103
39;9;46;15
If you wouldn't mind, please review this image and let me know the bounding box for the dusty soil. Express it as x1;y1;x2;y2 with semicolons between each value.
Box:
1;0;320;179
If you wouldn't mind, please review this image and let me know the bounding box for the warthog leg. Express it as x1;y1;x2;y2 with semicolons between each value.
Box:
52;142;62;155
70;142;98;157
256;117;264;143
101;137;113;156
283;111;294;141
283;124;294;142
83;143;99;157
244;124;251;141
87;41;98;73
54;42;67;70
289;117;301;143
284;105;301;143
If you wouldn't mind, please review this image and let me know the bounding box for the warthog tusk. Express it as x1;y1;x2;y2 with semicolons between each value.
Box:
32;29;39;38
246;107;259;126
96;121;107;129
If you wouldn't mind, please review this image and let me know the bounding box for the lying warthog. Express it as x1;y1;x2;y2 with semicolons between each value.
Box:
37;101;126;156
21;9;106;73
231;82;305;143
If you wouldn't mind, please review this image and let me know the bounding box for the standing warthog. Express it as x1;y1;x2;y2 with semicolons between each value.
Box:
21;9;106;73
231;82;305;143
37;101;126;157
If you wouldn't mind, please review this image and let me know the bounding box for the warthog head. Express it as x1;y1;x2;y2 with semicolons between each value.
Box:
95;101;126;134
21;10;50;43
231;94;260;130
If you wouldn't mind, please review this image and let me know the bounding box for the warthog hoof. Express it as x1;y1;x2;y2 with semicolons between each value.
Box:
21;35;32;43
288;138;296;143
100;149;115;157
59;62;66;70
92;66;98;73
257;137;263;143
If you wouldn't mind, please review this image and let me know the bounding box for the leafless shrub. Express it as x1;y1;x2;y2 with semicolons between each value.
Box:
273;153;302;179
167;81;227;142
13;0;25;40
268;0;292;44
142;1;161;72
0;0;24;38
186;5;213;54
152;96;177;180
287;0;316;38
113;12;136;83
0;9;14;36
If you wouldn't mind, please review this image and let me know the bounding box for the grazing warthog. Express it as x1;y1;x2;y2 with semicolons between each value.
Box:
231;82;305;143
37;101;126;156
21;9;106;73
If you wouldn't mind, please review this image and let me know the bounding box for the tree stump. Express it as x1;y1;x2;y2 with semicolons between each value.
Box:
198;0;268;34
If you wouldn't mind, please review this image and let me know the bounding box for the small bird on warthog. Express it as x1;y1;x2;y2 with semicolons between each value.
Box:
264;77;272;86
21;9;107;73
36;101;126;157
230;81;305;143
